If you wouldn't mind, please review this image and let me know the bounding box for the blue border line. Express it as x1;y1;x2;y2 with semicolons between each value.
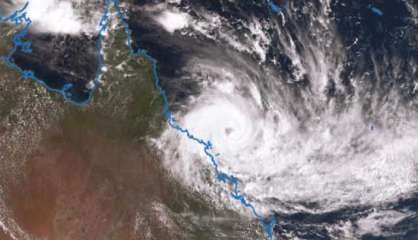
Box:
268;0;288;13
0;1;278;239
0;1;113;106
368;4;384;16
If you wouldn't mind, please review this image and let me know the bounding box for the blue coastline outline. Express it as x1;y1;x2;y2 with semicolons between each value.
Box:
0;1;280;239
0;1;114;106
368;4;384;16
268;0;288;13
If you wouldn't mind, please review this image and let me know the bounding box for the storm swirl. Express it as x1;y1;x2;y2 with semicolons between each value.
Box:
143;0;418;239
1;0;417;239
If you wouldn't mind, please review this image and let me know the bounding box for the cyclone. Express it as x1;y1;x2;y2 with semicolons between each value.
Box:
0;0;417;239
149;0;418;238
160;61;418;213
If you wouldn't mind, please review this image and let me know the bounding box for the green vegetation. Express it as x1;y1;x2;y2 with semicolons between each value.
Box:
60;20;164;144
0;13;261;240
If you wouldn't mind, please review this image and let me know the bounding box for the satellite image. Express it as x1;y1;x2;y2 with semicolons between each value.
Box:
0;0;417;239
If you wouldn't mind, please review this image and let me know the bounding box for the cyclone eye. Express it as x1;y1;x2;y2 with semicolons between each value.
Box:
225;127;234;136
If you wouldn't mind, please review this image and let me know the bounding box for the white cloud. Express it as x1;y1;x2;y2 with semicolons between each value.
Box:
155;10;190;34
157;61;418;215
15;0;97;35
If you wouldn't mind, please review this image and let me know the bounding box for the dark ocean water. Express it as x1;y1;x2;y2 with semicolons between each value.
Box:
126;1;417;239
2;0;418;239
5;0;417;104
12;33;98;102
